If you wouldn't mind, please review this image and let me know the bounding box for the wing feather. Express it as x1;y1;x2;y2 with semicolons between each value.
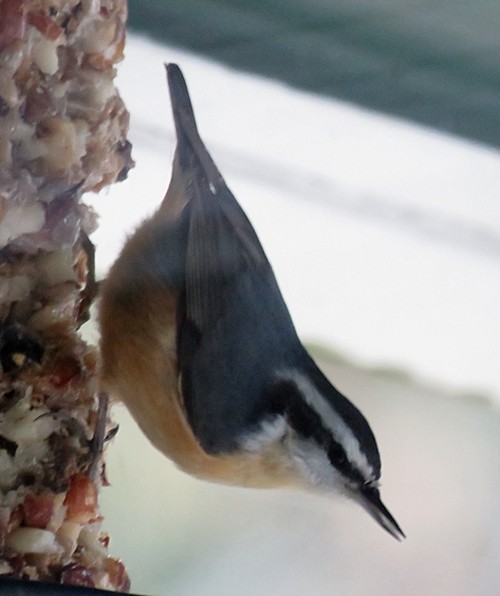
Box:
166;64;302;453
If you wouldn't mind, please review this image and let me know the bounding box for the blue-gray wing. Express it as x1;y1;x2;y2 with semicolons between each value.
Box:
166;64;303;454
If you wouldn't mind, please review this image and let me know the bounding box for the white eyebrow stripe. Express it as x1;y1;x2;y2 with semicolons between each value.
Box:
279;370;374;480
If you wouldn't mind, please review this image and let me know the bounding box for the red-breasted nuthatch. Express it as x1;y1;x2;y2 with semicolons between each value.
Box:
99;64;405;540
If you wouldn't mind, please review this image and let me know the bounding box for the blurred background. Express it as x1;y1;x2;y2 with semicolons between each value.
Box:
84;2;500;594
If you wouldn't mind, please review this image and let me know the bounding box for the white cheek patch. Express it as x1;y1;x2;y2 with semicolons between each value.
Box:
288;437;346;494
239;415;287;453
279;370;375;482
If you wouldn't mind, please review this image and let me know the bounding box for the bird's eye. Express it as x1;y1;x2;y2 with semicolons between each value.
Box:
327;440;347;467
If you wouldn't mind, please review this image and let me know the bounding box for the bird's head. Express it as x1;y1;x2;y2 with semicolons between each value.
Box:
241;367;405;540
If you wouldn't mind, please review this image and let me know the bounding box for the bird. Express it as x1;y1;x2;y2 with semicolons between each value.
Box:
99;63;405;541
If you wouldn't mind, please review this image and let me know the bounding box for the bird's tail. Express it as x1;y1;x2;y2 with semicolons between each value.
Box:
164;63;270;268
165;63;223;190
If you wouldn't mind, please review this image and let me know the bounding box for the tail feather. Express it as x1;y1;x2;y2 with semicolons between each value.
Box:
165;63;223;190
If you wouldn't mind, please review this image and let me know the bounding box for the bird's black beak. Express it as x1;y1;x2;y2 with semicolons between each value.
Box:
358;485;405;541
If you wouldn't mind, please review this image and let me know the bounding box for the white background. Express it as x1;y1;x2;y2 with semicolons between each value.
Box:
88;36;500;402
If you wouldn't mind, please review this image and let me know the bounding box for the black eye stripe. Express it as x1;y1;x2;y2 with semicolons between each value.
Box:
275;380;364;484
327;440;346;464
326;439;364;484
